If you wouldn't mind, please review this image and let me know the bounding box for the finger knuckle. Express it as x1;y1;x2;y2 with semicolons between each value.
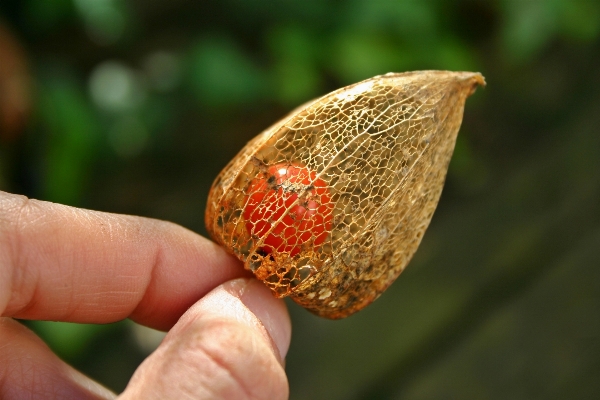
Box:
0;192;38;316
184;318;288;400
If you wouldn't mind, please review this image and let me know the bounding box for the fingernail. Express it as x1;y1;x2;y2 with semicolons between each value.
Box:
225;278;291;364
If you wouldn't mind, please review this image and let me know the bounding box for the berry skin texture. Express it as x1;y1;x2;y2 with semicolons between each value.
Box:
243;163;333;257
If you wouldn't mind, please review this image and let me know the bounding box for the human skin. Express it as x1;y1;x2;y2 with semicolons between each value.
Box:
0;190;291;399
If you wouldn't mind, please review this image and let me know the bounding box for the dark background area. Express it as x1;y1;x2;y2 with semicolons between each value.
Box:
1;1;599;399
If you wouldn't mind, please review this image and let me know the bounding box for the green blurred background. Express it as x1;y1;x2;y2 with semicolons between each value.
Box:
1;0;599;398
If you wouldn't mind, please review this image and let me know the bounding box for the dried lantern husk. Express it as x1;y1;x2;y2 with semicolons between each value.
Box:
205;70;485;319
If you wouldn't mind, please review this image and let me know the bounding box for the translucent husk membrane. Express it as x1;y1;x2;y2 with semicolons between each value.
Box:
206;71;485;319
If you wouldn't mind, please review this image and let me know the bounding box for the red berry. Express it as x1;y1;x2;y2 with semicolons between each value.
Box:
243;163;333;256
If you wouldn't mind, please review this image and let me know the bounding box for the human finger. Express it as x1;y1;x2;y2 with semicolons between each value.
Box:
120;278;291;400
0;317;116;399
0;191;249;330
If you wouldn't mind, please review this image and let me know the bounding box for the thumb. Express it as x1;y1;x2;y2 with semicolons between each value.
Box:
120;278;291;400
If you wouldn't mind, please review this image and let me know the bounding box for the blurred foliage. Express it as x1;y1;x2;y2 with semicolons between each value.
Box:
25;320;121;360
1;0;600;398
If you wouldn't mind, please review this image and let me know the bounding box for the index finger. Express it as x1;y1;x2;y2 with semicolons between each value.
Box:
0;191;249;331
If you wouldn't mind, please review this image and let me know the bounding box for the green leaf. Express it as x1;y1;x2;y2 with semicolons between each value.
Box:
267;25;321;105
38;75;100;205
27;321;118;361
186;36;268;107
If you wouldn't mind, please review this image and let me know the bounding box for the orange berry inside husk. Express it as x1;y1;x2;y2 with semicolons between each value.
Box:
243;163;333;256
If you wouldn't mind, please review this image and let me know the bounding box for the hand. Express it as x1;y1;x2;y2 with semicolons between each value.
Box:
0;191;291;399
